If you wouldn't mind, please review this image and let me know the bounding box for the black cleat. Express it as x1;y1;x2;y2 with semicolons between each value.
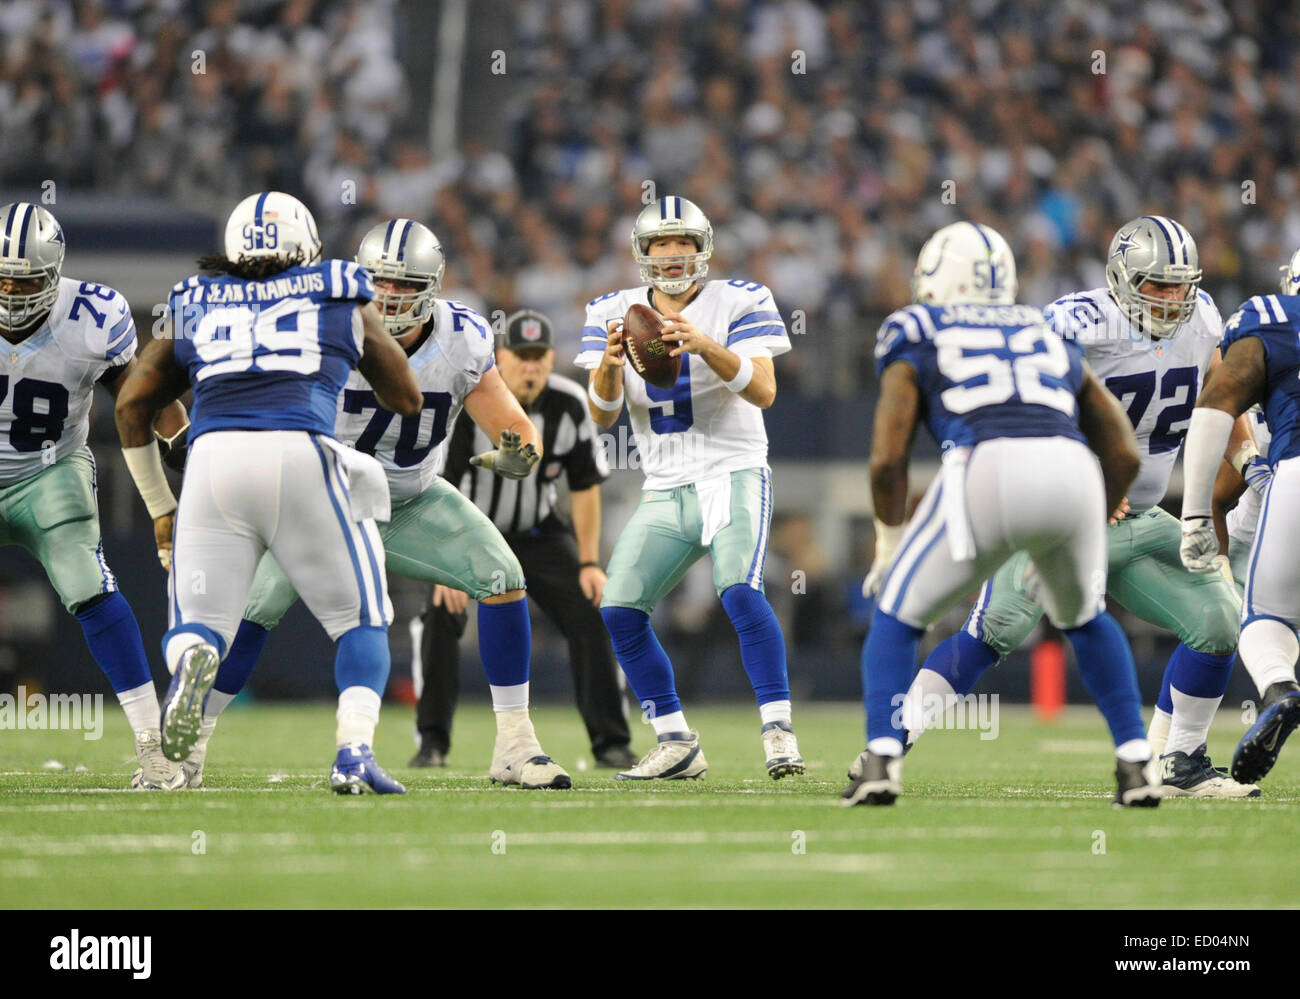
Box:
841;751;902;806
593;745;639;770
408;744;448;768
1232;684;1300;784
1113;758;1161;807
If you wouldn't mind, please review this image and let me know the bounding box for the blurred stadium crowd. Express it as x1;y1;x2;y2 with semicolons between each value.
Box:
4;0;1300;396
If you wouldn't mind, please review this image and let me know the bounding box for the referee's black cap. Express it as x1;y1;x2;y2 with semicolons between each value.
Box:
501;309;554;351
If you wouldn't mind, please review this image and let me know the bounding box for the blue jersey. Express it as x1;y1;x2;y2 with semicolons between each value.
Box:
874;303;1087;448
169;261;374;439
1221;293;1300;465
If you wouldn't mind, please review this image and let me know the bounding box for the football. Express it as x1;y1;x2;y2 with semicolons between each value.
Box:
622;303;680;390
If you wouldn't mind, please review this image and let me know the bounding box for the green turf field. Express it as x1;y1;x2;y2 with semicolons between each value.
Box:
1;702;1296;908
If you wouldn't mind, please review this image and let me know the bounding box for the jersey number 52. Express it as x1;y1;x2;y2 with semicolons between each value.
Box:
936;326;1074;416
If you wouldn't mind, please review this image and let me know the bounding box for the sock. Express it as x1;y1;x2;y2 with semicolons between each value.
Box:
1147;708;1172;759
490;682;529;712
1163;644;1234;756
900;668;956;743
759;699;791;727
920;631;999;697
214;620;270;696
721;585;790;705
650;710;689;736
163;624;225;676
478;598;530;689
335;625;390;697
1063;611;1146;747
867;736;904;757
1115;738;1152;764
336;685;381;747
1238;618;1300;695
204;689;236;720
76;591;152;693
116;682;160;736
602;606;681;721
861;610;924;744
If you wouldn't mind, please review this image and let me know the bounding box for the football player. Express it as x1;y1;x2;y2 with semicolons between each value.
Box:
0;202;189;790
578;196;802;780
178;219;572;791
846;220;1158;806
898;217;1264;797
1180;252;1300;784
115;191;423;794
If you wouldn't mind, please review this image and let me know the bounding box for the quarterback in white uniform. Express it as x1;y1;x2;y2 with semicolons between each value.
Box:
181;219;572;791
901;216;1264;797
0;202;189;790
578;195;803;781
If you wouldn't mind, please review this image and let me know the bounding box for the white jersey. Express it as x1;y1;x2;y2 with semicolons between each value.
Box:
1228;405;1271;544
1047;287;1222;511
0;276;135;487
574;279;790;490
334;298;493;503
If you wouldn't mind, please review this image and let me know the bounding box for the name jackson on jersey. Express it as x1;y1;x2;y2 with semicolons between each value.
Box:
574;279;790;489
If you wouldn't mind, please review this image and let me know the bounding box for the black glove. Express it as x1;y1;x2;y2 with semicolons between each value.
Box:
157;423;189;473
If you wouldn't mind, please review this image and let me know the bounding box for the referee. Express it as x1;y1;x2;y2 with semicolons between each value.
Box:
410;309;636;768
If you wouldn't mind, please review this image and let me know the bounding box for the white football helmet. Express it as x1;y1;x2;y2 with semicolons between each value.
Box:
223;191;322;266
355;219;445;334
632;196;713;295
911;221;1017;306
1280;247;1300;294
0;202;65;331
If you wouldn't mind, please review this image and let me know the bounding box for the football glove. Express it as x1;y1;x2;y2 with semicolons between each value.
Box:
156;422;189;473
1211;554;1235;588
862;519;905;597
1241;454;1272;497
1179;515;1218;573
470;430;540;480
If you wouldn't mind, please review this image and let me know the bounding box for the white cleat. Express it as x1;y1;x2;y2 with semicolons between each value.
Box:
761;721;805;779
181;742;207;789
615;731;707;781
130;730;187;791
841;751;902;806
161;642;221;762
1158;744;1260;798
489;712;571;789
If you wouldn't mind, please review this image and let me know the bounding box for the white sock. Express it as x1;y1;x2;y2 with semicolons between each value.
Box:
204;689;236;720
902;668;956;743
489;682;529;712
1115;738;1151;764
867;736;903;758
652;710;689;736
1165;688;1223;756
336;686;381;747
1147;707;1172;759
116;682;160;735
1238;618;1300;695
759;700;791;727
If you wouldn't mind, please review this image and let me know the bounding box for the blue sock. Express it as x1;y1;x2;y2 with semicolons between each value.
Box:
1163;642;1235;700
335;625;390;696
919;631;999;697
1156;659;1174;714
862;610;924;743
76;591;152;693
214;619;270;696
1063;611;1146;746
601;606;680;718
720;585;790;705
477;598;530;687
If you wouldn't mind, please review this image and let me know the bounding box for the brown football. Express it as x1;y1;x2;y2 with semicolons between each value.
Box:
622;303;680;390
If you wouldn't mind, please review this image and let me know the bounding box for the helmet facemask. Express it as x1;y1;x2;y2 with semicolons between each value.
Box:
372;274;440;335
1108;264;1200;339
0;266;59;333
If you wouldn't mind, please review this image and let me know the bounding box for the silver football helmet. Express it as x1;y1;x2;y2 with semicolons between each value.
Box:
1279;247;1300;294
632;196;713;295
1105;215;1202;338
355;218;445;334
0;203;65;331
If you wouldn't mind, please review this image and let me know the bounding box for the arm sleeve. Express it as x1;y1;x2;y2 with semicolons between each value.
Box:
103;292;138;368
575;299;614;369
325;260;375;303
725;285;790;358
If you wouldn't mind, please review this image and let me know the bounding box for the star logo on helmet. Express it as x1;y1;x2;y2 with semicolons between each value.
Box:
1114;228;1140;263
51;227;64;245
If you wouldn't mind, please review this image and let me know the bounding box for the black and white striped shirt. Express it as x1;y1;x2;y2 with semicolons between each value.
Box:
446;373;609;536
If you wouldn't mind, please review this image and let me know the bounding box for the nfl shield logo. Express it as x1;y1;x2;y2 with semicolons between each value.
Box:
521;319;542;341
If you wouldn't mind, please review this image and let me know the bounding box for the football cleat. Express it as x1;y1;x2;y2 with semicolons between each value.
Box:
408;744;448;768
761;721;805;779
847;730;911;780
160;642;221;762
130;730;187;791
615;731;707;781
1159;743;1259;798
1232;684;1300;784
1114;757;1162;807
330;743;407;794
841;751;902;806
489;713;571;789
593;745;640;770
180;742;207;789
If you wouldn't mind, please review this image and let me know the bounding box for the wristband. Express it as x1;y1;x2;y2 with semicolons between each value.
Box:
588;379;624;411
724;354;754;393
1230;441;1260;476
579;561;602;570
122;443;178;518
